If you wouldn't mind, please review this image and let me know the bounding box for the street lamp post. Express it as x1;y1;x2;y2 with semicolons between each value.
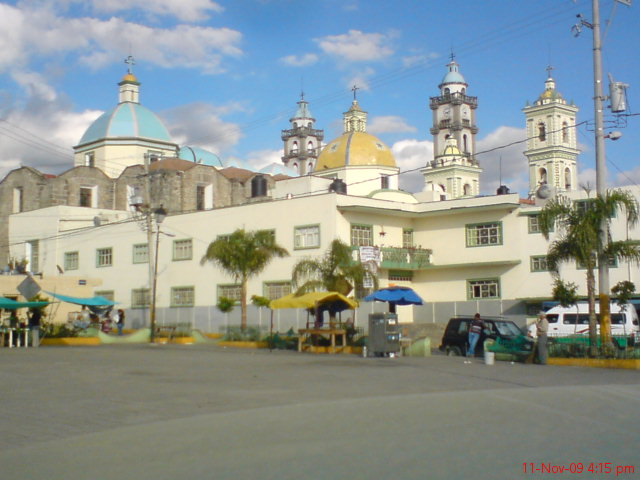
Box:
149;206;167;344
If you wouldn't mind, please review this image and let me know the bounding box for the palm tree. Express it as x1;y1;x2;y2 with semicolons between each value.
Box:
292;239;376;325
201;229;288;330
539;189;640;354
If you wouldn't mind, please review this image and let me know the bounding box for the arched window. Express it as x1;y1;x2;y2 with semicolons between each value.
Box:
564;168;572;190
444;88;450;95
538;123;546;141
463;134;468;152
308;162;314;172
293;122;298;128
291;141;298;154
461;88;466;95
463;184;472;196
307;141;314;154
292;163;299;172
539;168;547;184
562;122;569;143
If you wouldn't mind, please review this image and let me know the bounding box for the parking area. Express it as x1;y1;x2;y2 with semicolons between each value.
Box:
1;344;639;479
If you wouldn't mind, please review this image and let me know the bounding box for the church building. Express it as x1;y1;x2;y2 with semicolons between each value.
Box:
2;58;638;331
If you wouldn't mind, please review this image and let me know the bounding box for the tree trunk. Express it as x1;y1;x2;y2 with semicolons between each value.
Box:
241;278;248;331
586;268;598;357
599;292;613;351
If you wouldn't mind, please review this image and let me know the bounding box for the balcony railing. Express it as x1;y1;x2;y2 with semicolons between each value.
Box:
351;246;432;270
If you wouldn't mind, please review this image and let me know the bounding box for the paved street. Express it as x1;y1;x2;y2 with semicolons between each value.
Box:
1;344;639;480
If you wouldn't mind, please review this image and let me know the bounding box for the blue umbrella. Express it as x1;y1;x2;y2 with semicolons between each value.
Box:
364;286;424;313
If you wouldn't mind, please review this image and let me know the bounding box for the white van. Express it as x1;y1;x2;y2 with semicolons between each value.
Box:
529;302;639;343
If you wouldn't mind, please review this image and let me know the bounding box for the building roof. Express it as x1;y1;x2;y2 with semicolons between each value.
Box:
440;60;467;86
315;131;396;170
77;102;172;146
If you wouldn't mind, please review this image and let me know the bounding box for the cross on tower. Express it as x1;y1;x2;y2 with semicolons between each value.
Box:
124;55;136;74
546;65;554;78
351;84;359;101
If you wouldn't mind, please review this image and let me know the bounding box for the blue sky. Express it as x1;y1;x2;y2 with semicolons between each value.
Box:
0;0;638;196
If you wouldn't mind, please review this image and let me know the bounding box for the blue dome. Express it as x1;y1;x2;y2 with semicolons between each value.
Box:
179;146;224;167
440;61;467;86
78;102;172;145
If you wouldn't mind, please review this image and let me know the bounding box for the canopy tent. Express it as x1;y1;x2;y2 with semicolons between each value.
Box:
0;297;49;310
270;291;358;312
364;286;424;313
45;292;116;307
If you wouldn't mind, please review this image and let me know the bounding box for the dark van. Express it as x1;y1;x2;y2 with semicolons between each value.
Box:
439;316;533;357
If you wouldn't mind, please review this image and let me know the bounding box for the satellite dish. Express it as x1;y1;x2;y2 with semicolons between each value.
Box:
536;184;552;199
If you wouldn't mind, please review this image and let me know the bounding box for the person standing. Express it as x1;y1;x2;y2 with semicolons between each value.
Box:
535;312;549;365
466;313;485;363
116;309;125;336
28;308;42;347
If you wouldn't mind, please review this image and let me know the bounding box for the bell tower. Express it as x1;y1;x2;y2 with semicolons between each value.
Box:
523;68;579;197
281;93;324;175
424;57;482;199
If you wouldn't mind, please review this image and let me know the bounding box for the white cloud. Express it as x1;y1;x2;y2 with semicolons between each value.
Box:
368;116;417;135
244;149;282;171
345;67;375;92
163;102;244;155
280;53;319;67
391;138;433;192
88;0;224;22
476;126;529;196
315;30;396;63
0;4;243;75
613;165;640;187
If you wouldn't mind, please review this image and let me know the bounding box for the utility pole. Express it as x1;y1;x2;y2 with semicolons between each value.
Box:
143;153;157;343
591;0;613;347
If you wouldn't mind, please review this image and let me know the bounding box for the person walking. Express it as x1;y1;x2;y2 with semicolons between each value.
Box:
535;312;549;365
465;313;485;364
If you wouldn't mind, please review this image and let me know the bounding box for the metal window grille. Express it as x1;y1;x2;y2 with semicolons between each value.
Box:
64;251;79;271
97;248;113;267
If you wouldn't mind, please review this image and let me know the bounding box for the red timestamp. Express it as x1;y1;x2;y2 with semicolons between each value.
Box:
523;462;636;475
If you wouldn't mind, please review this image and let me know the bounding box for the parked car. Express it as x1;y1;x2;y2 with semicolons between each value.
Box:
527;302;640;345
439;316;533;357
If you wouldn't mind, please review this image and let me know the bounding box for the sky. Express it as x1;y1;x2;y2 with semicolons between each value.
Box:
0;0;639;197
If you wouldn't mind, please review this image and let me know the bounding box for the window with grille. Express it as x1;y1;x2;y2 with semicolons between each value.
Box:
389;270;413;282
381;175;389;189
64;251;79;271
466;222;502;247
196;185;205;211
402;229;414;248
351;224;373;247
264;282;291;300
131;288;150;308
294;225;320;249
96;247;113;267
95;290;115;302
173;239;193;261
530;256;549;272
468;279;500;299
171;286;195;307
132;243;149;264
217;284;241;302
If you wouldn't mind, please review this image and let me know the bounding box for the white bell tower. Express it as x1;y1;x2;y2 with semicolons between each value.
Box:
523;68;579;197
281;93;324;175
424;57;482;199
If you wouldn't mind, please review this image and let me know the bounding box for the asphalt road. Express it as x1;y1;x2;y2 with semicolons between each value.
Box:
1;345;638;480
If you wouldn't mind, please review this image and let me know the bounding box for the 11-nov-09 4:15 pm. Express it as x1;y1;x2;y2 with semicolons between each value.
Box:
523;462;636;475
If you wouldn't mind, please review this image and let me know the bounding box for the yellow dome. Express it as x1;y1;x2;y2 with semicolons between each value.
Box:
315;131;396;170
120;73;139;84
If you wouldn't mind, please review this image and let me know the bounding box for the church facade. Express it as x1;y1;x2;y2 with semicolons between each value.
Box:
2;60;638;330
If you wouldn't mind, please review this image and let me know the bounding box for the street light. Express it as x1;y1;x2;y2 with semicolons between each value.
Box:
150;205;167;344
